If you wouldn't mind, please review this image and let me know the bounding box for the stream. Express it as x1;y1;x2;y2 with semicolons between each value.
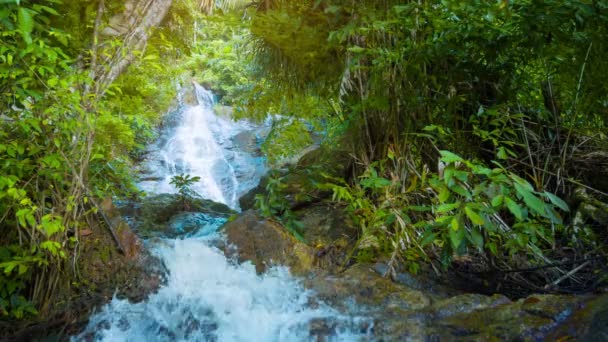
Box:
74;85;369;341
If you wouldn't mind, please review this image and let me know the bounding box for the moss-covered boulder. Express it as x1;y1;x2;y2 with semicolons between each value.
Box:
425;294;588;340
238;144;352;211
119;193;235;238
548;293;608;340
305;263;431;312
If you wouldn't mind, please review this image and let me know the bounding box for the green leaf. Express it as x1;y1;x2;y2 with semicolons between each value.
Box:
451;185;472;199
444;167;454;185
450;216;460;231
1;261;17;274
436;202;461;213
439;150;464;163
18;264;27;275
497;147;508;160
33;5;59;15
505;196;523;220
18;8;34;45
449;219;465;250
544;192;569;212
465;206;485;225
438;186;450;202
468;228;484;249
515;183;546;216
420;231;437;247
453;170;469;183
360;176;391;189
491;195;504;207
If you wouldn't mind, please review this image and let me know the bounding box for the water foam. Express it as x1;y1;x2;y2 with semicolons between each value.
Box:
74;237;366;341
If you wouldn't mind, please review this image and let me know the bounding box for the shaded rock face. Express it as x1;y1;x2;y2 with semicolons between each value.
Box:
100;197;142;260
238;144;351;211
85;198;166;302
424;294;586;341
547;293;608;340
305;264;431;312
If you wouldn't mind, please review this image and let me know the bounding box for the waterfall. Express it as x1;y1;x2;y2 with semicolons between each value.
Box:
74;85;369;341
139;83;259;209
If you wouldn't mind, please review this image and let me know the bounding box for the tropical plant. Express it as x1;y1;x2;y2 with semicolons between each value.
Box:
170;174;201;210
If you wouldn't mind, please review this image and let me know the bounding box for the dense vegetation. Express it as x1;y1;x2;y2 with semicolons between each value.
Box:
214;0;608;296
1;0;607;325
0;0;203;320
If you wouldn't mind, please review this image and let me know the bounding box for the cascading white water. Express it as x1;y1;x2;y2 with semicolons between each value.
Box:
139;83;256;209
74;235;367;341
74;85;369;341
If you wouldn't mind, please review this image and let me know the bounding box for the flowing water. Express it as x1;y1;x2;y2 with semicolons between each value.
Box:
138;83;265;210
74;85;368;341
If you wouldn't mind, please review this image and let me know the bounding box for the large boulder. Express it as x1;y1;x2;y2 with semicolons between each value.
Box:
548;293;608;340
221;210;315;275
82;198;165;303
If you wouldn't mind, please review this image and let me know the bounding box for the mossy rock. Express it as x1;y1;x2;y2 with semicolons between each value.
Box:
428;294;587;340
238;144;352;211
120;193;235;238
304;263;431;312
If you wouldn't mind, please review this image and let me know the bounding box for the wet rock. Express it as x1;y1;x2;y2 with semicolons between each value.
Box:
371;311;430;341
305;264;430;312
546;293;608;340
213;105;233;120
296;204;356;244
119;193;235;237
166;212;227;238
429;293;511;319
431;294;585;340
221;210;315;274
100;197;143;260
238;176;269;211
231;130;261;155
308;318;337;340
573;187;608;229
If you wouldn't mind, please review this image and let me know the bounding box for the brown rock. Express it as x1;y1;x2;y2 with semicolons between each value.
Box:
222;210;315;275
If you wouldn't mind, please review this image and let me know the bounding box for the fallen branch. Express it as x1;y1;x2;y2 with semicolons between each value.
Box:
545;260;591;290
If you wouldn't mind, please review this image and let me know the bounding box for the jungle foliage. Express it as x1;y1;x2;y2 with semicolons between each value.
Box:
225;0;608;296
0;0;201;321
2;0;608;323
